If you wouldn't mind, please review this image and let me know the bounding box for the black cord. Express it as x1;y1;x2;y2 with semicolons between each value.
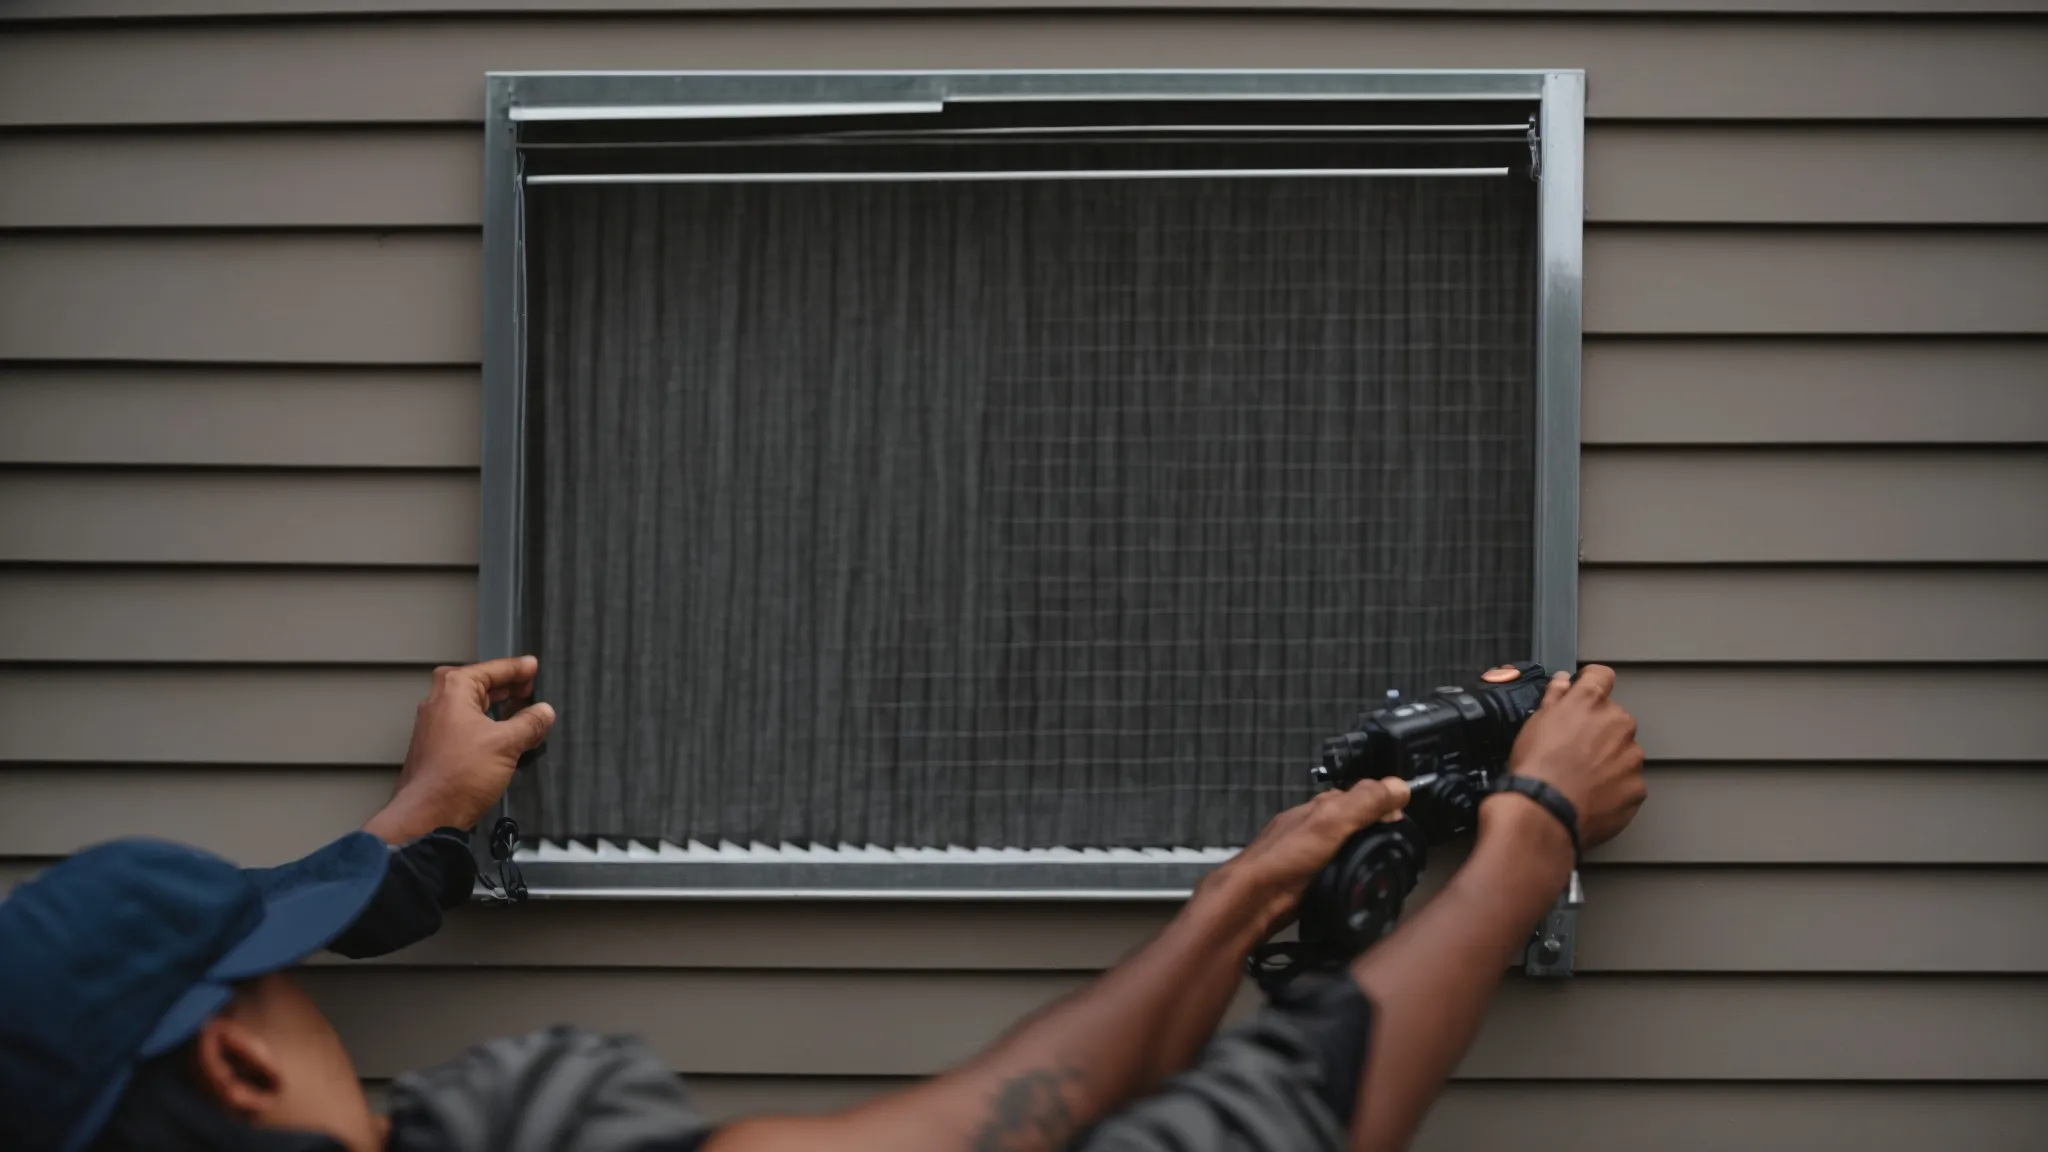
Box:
475;816;529;905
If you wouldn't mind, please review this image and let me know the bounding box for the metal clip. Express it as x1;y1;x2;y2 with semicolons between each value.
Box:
1522;868;1582;977
1526;115;1542;183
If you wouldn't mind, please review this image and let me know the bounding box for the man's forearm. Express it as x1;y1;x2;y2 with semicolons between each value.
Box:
710;876;1272;1152
1346;796;1574;1152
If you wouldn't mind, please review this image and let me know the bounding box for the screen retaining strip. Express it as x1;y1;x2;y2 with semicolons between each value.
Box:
515;847;1235;900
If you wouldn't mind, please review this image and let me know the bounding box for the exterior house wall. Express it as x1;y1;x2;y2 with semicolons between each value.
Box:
1;5;2044;1148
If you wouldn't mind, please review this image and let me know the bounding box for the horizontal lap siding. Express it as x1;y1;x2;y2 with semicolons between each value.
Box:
0;10;2043;1144
4;17;2048;122
0;369;482;468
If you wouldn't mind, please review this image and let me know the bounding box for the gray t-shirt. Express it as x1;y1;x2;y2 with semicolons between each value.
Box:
386;1026;714;1152
384;977;1368;1152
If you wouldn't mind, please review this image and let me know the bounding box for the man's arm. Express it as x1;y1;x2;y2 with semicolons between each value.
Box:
707;780;1413;1152
1343;798;1570;1152
358;658;1398;1152
361;656;556;845
1347;665;1646;1152
312;658;557;960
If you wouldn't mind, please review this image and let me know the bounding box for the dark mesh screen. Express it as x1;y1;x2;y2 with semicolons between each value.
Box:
514;174;1537;849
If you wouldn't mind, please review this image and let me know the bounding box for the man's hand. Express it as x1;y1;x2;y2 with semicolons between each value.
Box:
1199;777;1412;938
362;656;557;845
1502;663;1646;849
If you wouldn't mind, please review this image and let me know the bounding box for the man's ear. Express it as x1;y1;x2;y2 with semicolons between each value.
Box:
190;1013;285;1120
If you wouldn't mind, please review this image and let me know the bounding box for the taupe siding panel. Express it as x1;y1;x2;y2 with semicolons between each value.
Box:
1586;126;2048;225
299;968;2048;1079
8;764;2044;867
1586;231;2048;335
1618;669;2048;761
12;127;2048;229
1580;450;2048;563
0;670;424;764
0;130;483;230
0;768;387;866
0;472;478;565
8;234;2042;365
0;234;480;365
4;18;2048;125
0;571;476;663
0;369;481;468
1608;766;2048;865
1582;339;2048;445
1579;569;2048;662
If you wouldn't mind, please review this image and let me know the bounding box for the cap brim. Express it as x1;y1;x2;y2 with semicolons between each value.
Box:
219;831;391;980
134;831;391;1058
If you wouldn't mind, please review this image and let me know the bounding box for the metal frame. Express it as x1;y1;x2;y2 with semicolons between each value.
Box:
526;167;1510;185
479;69;1584;900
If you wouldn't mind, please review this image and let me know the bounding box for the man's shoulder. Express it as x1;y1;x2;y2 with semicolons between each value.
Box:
388;1026;712;1152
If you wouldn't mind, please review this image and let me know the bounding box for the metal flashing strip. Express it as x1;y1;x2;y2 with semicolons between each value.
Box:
1531;71;1586;676
491;70;1550;119
509;100;945;122
524;167;1510;185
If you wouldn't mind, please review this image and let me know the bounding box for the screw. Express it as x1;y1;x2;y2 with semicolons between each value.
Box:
1539;936;1564;959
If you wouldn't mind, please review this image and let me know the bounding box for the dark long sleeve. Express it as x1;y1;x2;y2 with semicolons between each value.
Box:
324;828;477;960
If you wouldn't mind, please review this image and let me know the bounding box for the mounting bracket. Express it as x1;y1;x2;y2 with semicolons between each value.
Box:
1520;869;1584;977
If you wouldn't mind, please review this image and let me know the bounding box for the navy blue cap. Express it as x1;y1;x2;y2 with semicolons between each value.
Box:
0;832;392;1152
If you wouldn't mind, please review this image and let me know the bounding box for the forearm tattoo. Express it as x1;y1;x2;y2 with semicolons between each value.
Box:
968;1059;1089;1152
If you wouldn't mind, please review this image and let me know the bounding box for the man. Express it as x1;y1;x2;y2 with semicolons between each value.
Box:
0;657;1644;1152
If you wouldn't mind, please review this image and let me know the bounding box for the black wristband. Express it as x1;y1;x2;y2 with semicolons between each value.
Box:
1490;775;1581;864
